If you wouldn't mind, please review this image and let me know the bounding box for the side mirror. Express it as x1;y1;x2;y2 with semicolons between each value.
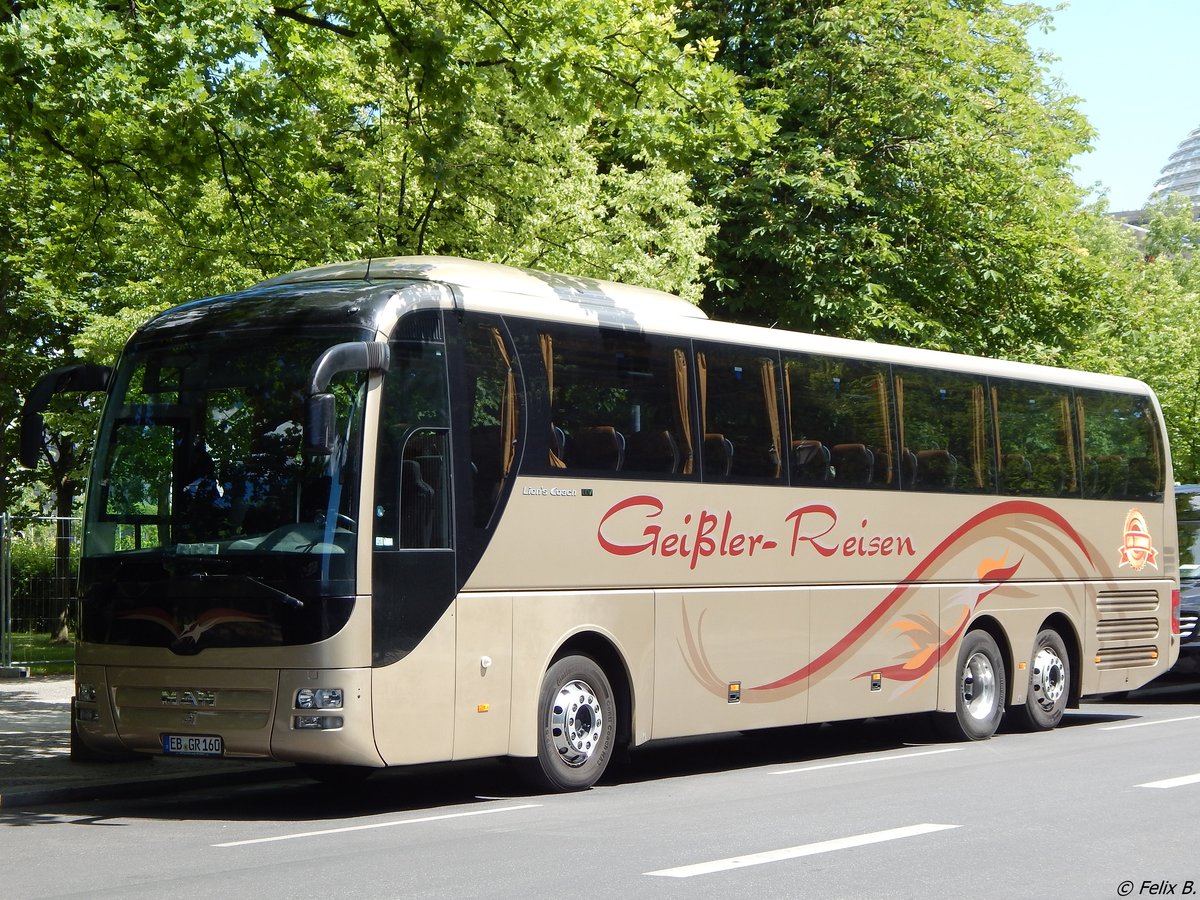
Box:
20;364;112;469
303;342;390;455
305;393;338;456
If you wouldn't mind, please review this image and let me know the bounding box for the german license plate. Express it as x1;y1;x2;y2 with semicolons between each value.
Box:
162;734;223;757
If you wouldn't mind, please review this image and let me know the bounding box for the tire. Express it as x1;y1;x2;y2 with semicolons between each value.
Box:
529;655;617;792
1010;628;1070;731
934;630;1006;741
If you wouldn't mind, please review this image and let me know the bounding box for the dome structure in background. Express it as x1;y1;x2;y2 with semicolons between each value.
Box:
1151;125;1200;209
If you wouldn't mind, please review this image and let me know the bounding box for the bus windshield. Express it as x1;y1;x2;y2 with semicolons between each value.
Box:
79;331;368;651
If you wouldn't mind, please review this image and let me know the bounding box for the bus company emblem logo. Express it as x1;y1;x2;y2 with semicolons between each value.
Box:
1118;508;1158;571
161;689;216;706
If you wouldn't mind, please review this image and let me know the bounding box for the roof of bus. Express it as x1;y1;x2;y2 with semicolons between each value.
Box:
238;254;1152;398
254;255;708;322
678;315;1154;395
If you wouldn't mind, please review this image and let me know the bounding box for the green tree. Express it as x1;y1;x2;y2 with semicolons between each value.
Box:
1;0;765;522
1069;198;1200;482
682;0;1095;357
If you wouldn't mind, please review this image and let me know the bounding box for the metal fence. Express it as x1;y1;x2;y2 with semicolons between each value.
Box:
1;513;79;669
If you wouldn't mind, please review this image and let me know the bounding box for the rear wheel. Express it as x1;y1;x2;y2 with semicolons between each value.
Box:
934;630;1006;741
1011;628;1070;731
529;655;616;792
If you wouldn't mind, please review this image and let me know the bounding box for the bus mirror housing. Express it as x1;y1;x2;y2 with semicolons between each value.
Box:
20;363;113;469
306;393;338;456
304;341;390;455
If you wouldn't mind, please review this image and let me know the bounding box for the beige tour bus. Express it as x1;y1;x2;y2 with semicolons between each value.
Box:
21;256;1180;790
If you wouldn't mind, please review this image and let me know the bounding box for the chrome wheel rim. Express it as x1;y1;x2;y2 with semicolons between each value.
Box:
961;651;997;721
1030;646;1066;712
550;679;604;768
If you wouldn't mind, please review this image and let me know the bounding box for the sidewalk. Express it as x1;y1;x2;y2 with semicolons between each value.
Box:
0;674;291;809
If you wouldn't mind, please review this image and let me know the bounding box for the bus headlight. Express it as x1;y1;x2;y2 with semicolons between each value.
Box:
296;688;344;710
77;683;97;703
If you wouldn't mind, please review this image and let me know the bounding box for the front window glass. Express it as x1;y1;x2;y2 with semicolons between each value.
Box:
80;331;368;649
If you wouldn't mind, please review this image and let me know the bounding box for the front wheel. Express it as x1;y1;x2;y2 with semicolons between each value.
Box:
934;630;1006;741
529;655;616;792
1010;628;1070;731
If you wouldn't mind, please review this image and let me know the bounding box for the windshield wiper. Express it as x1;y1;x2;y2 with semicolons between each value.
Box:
240;575;305;609
183;571;305;609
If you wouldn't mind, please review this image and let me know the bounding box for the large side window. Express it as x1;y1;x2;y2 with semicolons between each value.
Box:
540;325;693;478
786;354;895;489
697;346;784;483
373;313;452;550
465;317;521;527
895;367;993;493
1078;389;1164;501
992;379;1077;498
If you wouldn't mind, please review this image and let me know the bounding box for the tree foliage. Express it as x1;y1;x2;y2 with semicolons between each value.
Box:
0;0;764;515
5;0;1200;511
1068;196;1200;482
681;0;1095;357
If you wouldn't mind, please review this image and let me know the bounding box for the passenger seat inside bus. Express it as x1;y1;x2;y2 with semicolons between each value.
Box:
899;448;919;487
623;429;679;474
399;460;435;547
568;425;626;470
469;425;505;525
792;439;831;484
831;443;874;486
703;433;734;479
1001;452;1034;494
916;449;957;491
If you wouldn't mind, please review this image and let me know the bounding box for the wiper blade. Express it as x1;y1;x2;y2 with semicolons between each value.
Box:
185;572;305;609
241;575;305;609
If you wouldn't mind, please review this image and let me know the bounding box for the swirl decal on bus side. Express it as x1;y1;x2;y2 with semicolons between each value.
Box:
664;500;1100;702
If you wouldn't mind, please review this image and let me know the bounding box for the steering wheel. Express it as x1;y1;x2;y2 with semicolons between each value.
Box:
315;512;356;531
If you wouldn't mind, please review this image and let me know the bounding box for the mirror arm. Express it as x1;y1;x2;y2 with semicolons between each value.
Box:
20;364;112;469
304;342;390;455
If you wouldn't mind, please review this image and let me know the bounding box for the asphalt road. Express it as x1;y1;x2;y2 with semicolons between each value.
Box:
4;678;1200;900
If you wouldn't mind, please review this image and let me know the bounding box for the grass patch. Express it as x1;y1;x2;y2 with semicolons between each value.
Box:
7;632;74;675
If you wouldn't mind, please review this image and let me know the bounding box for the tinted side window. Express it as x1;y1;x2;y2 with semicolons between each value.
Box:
697;347;784;483
896;367;993;493
464;317;521;527
374;313;452;550
540;325;693;478
992;380;1078;498
1078;389;1164;500
785;355;895;489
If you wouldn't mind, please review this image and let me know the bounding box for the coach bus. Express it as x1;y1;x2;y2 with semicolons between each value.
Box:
21;256;1179;790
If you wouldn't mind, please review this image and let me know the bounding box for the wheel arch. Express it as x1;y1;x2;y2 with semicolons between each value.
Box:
549;630;635;754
